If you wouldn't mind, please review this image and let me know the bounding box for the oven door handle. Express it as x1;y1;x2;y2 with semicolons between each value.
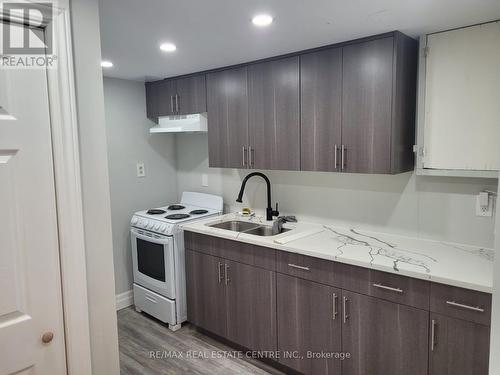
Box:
131;228;172;245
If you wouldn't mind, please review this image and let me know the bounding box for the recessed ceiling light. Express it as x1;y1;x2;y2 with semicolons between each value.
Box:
252;14;273;27
101;60;113;68
160;42;177;52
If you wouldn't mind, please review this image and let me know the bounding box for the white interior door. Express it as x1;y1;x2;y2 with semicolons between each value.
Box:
0;23;67;374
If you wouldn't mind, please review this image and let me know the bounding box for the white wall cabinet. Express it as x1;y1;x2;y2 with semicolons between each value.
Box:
417;21;500;178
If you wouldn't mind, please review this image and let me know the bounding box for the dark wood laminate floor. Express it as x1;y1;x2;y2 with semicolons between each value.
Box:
118;307;285;375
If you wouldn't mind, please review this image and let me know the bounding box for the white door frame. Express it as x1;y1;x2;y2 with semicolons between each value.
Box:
1;2;93;374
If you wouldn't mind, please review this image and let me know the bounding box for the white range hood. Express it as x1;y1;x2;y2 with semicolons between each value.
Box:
150;113;207;133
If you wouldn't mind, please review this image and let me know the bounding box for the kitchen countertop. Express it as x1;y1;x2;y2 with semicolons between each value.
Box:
181;213;494;293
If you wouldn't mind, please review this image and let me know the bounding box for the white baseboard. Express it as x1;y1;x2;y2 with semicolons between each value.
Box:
116;290;134;311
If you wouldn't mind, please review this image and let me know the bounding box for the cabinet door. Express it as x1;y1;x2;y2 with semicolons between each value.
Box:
156;79;177;116
248;57;300;170
342;291;428;375
300;48;342;172
207;67;249;168
277;274;342;375
185;250;226;337
225;260;276;352
175;75;207;115
429;313;490;375
342;37;394;173
145;81;161;120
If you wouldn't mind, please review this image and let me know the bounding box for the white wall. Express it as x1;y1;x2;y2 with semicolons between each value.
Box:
103;77;178;295
70;0;120;373
176;133;497;248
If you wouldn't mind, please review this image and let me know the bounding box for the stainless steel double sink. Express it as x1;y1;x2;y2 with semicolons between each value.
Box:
208;220;291;237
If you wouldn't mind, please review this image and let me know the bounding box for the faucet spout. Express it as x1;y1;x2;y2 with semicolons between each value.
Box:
236;172;278;221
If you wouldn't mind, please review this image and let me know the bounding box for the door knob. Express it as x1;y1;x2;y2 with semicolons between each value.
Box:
41;331;54;344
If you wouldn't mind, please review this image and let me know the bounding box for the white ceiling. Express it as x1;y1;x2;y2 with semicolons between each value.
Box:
98;0;500;81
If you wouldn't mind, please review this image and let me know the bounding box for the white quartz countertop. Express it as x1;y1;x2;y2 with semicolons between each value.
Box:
181;213;494;293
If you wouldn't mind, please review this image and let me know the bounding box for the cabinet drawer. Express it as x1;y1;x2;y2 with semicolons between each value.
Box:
184;231;276;270
366;269;429;310
336;263;429;309
430;283;491;326
276;251;336;285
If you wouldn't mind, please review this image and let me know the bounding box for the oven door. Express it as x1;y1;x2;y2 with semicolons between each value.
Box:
131;228;175;299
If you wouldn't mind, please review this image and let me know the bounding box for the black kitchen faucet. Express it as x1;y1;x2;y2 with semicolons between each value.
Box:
236;172;279;221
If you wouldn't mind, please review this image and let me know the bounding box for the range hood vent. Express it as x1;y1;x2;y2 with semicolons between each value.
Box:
150;113;207;133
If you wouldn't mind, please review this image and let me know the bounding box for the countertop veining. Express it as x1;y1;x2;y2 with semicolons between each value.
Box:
182;213;494;293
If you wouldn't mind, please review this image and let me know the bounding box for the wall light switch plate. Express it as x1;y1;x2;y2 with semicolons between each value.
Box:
201;173;208;187
476;193;493;217
136;162;145;177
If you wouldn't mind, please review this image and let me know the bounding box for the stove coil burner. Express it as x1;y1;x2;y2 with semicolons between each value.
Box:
167;204;185;210
190;209;209;215
147;209;166;215
165;214;190;220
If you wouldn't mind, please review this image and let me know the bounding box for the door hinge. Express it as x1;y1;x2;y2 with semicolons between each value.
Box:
423;46;429;58
413;145;425;157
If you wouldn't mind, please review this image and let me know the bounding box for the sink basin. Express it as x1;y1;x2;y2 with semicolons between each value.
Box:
209;220;260;232
244;226;291;237
208;220;292;237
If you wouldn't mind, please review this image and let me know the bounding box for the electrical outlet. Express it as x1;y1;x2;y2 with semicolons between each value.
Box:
201;173;208;187
136;162;145;177
476;193;493;217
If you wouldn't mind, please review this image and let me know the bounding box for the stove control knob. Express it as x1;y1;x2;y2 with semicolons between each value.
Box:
131;217;138;225
154;224;160;231
160;225;167;232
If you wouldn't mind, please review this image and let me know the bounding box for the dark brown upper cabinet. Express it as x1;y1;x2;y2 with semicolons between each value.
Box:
175;75;207;115
248;57;300;170
301;33;417;174
147;31;417;174
300;48;343;172
341;34;417;174
145;74;206;119
206;66;249;168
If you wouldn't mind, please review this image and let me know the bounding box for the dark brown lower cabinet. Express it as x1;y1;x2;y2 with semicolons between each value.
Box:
185;250;226;338
277;274;342;375
186;234;492;375
341;291;428;375
429;313;490;375
225;260;277;352
186;249;277;352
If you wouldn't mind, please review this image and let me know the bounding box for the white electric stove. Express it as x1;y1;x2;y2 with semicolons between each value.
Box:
130;192;223;331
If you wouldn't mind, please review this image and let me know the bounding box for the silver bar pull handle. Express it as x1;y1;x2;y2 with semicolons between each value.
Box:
341;145;346;171
176;94;180;113
446;300;485;312
431;319;437;351
248;147;254;168
242;146;247;167
372;283;404;294
218;262;223;284
334;144;338;170
287;263;310;271
224;264;230;285
343;296;349;324
332;293;338;320
170;95;174;113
